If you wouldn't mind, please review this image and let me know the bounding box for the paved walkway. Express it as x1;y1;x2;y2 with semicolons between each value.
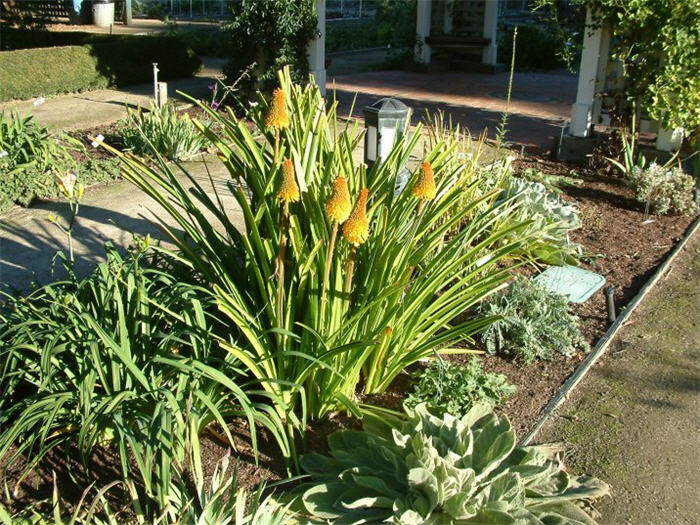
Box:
537;230;700;524
0;156;243;294
0;58;225;131
331;69;576;151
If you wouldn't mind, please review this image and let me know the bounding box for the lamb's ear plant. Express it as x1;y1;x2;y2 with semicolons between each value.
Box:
100;66;538;459
292;403;610;524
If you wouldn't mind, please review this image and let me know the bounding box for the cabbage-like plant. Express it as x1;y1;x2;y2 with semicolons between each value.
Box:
295;403;610;524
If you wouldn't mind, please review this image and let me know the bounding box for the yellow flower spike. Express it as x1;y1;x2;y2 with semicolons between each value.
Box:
265;88;290;130
277;158;300;203
325;175;352;224
343;188;370;246
412;161;437;201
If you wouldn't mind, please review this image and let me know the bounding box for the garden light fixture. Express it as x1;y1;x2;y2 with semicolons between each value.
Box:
362;98;411;166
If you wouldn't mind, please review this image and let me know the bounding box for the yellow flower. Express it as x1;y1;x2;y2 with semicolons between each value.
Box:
277;158;300;203
265;88;290;130
412;161;437;201
55;172;77;198
325;175;352;223
343;188;370;246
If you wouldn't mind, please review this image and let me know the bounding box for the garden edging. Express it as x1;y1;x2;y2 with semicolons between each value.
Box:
520;213;700;445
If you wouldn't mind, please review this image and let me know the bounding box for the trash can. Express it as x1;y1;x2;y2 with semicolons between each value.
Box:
92;0;115;27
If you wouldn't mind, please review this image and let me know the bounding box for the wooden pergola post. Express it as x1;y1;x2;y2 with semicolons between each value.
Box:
308;0;326;95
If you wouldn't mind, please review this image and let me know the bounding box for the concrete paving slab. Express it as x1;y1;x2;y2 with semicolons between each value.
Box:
0;57;225;131
0;154;243;294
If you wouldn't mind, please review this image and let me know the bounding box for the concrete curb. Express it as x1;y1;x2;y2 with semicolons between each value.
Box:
520;213;700;445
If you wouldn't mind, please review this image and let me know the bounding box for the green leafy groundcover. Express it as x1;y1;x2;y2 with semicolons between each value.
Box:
292;403;610;524
405;358;515;417
0;36;201;102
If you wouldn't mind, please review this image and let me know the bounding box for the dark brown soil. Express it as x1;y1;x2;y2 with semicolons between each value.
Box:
2;155;696;515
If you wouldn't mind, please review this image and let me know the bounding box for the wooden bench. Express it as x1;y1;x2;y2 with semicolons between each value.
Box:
425;35;491;50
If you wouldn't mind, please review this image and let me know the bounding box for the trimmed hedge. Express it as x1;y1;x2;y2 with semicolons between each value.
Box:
0;36;201;102
0;27;127;50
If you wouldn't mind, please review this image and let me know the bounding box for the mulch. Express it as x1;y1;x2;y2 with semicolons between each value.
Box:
2;153;697;514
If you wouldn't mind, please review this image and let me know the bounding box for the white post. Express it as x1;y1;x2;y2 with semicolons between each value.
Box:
124;0;132;25
570;9;607;137
308;0;326;95
443;0;454;34
415;0;431;64
656;126;684;152
482;0;499;66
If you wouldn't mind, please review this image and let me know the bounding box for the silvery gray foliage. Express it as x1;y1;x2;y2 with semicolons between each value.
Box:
504;178;581;231
628;163;698;216
294;404;609;524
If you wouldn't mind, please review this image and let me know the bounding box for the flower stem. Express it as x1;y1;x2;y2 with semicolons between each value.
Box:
274;128;280;165
321;221;339;305
344;246;357;299
276;202;289;341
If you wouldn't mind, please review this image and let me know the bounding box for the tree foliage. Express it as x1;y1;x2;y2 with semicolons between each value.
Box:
581;0;700;131
223;0;318;99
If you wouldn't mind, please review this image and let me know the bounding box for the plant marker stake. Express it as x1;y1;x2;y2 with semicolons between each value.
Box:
152;63;160;107
605;286;616;323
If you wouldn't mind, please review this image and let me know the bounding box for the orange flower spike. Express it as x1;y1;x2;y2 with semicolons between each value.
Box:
343;188;370;246
265;88;290;130
325;175;352;223
277;158;300;203
412;161;437;201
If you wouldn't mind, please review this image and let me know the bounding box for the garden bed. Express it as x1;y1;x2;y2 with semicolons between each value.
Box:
3;152;695;514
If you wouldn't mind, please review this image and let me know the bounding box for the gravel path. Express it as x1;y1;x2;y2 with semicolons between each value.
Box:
537;229;700;524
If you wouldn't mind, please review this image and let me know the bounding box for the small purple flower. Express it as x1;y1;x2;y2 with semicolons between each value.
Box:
208;84;216;91
211;101;220;110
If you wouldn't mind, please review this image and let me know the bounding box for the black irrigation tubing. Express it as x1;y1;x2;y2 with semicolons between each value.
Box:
520;213;700;446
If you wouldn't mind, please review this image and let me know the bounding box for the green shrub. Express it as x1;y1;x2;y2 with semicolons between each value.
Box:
628;163;698;216
223;0;318;98
480;276;589;364
405;358;515;417
293;403;610;523
0;246;269;520
499;24;568;71
165;26;232;58
0;27;132;50
119;103;208;161
0;37;201;102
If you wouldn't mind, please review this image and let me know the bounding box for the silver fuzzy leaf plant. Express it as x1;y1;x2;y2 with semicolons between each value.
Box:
291;403;610;524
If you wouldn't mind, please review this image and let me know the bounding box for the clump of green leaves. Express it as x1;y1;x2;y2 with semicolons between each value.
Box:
480;276;588;364
0;157;121;212
0;111;79;175
293;403;610;523
120;103;206;161
628;163;698;216
405;358;515;417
